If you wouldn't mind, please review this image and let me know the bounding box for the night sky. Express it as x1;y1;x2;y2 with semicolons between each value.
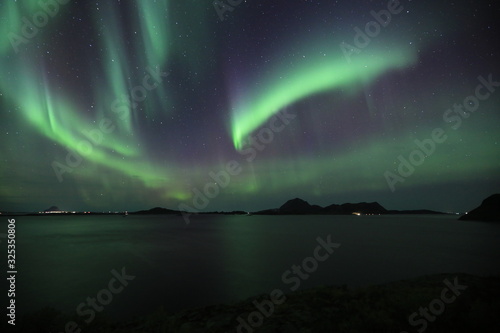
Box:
0;0;499;213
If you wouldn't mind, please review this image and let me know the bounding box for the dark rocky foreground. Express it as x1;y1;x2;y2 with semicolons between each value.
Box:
5;273;500;333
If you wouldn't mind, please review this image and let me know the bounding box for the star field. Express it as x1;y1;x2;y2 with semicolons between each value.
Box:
0;0;499;213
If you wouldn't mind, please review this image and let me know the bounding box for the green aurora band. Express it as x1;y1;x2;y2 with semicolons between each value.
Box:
230;47;418;150
0;1;498;210
0;1;191;200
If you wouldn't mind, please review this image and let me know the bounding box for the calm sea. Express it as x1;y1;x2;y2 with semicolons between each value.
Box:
3;214;500;320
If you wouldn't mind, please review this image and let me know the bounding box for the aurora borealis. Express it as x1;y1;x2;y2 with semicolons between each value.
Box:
0;0;499;212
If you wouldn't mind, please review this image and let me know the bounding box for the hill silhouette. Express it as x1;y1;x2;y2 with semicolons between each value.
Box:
459;194;500;221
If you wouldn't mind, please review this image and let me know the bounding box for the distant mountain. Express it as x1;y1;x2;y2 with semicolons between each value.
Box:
255;198;387;215
459;194;500;222
33;198;449;217
279;198;323;214
253;198;447;215
131;207;180;215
